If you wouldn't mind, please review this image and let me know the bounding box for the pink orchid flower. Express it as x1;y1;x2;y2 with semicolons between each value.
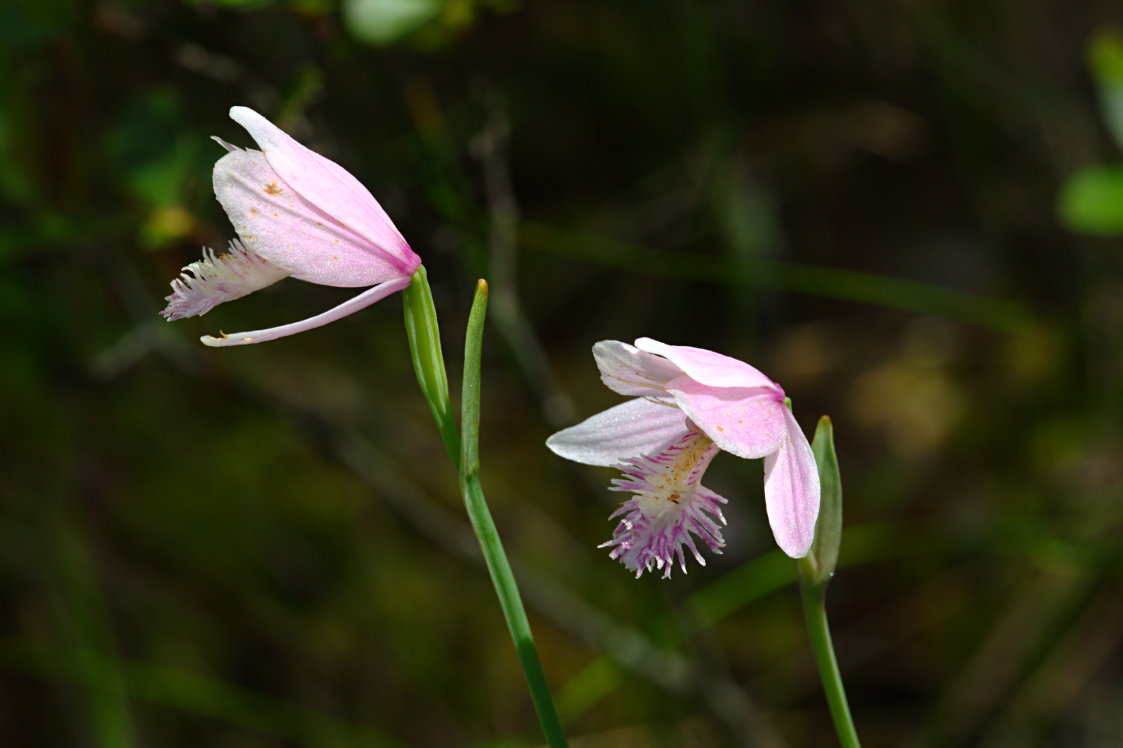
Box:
162;106;421;346
547;338;820;578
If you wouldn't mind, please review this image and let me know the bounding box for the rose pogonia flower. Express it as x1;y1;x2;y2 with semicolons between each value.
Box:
162;106;421;347
546;338;820;578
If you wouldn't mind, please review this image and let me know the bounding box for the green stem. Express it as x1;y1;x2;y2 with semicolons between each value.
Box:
460;280;568;747
796;558;862;748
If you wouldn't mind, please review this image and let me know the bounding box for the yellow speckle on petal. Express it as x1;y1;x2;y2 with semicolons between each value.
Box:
264;182;282;195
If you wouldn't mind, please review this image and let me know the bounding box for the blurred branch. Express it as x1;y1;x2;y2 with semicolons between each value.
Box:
521;221;1032;332
978;583;1123;746
90;251;200;380
916;565;1098;747
45;512;136;748
0;643;407;747
471;88;576;428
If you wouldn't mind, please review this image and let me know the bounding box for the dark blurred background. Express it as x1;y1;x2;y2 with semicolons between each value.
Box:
3;0;1122;745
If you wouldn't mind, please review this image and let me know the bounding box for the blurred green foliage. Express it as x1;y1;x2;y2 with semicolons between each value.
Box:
1058;28;1123;235
2;0;1122;747
1057;165;1123;234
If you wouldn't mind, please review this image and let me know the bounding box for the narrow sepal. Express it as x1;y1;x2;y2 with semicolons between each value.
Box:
200;274;411;347
402;266;456;456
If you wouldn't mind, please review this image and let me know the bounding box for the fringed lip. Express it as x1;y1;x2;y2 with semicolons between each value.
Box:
601;430;728;579
162;240;289;320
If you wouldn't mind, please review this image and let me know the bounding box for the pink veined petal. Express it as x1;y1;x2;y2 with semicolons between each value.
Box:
545;397;687;467
213;147;406;287
667;375;787;459
200;274;412;347
762;406;821;558
635;338;779;391
593;340;685;396
228;107;419;274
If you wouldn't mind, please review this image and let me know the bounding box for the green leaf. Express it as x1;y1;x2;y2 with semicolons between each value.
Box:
106;89;201;209
807;416;842;587
1089;28;1123;85
343;0;444;46
1057;166;1123;235
402;265;459;459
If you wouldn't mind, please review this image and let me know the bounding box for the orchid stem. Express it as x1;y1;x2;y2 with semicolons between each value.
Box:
461;280;568;747
796;558;861;748
403;271;567;746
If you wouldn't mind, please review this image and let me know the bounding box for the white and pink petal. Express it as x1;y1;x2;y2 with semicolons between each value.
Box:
545;397;686;467
635;338;778;391
667;376;787;459
762;407;821;558
213;148;406;288
592;339;684;396
229;107;417;273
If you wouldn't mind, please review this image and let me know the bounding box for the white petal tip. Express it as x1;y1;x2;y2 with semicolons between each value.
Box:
778;540;812;559
200;333;257;348
211;136;241;153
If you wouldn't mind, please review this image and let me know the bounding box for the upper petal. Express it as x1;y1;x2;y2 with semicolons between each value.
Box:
213;148;406;287
593;340;684;396
667;376;787;459
762;406;821;558
229;107;419;273
635;338;779;391
546;397;687;467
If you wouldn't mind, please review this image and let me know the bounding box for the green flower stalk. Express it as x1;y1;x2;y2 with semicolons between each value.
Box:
404;272;567;747
460;281;568;747
796;417;862;748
